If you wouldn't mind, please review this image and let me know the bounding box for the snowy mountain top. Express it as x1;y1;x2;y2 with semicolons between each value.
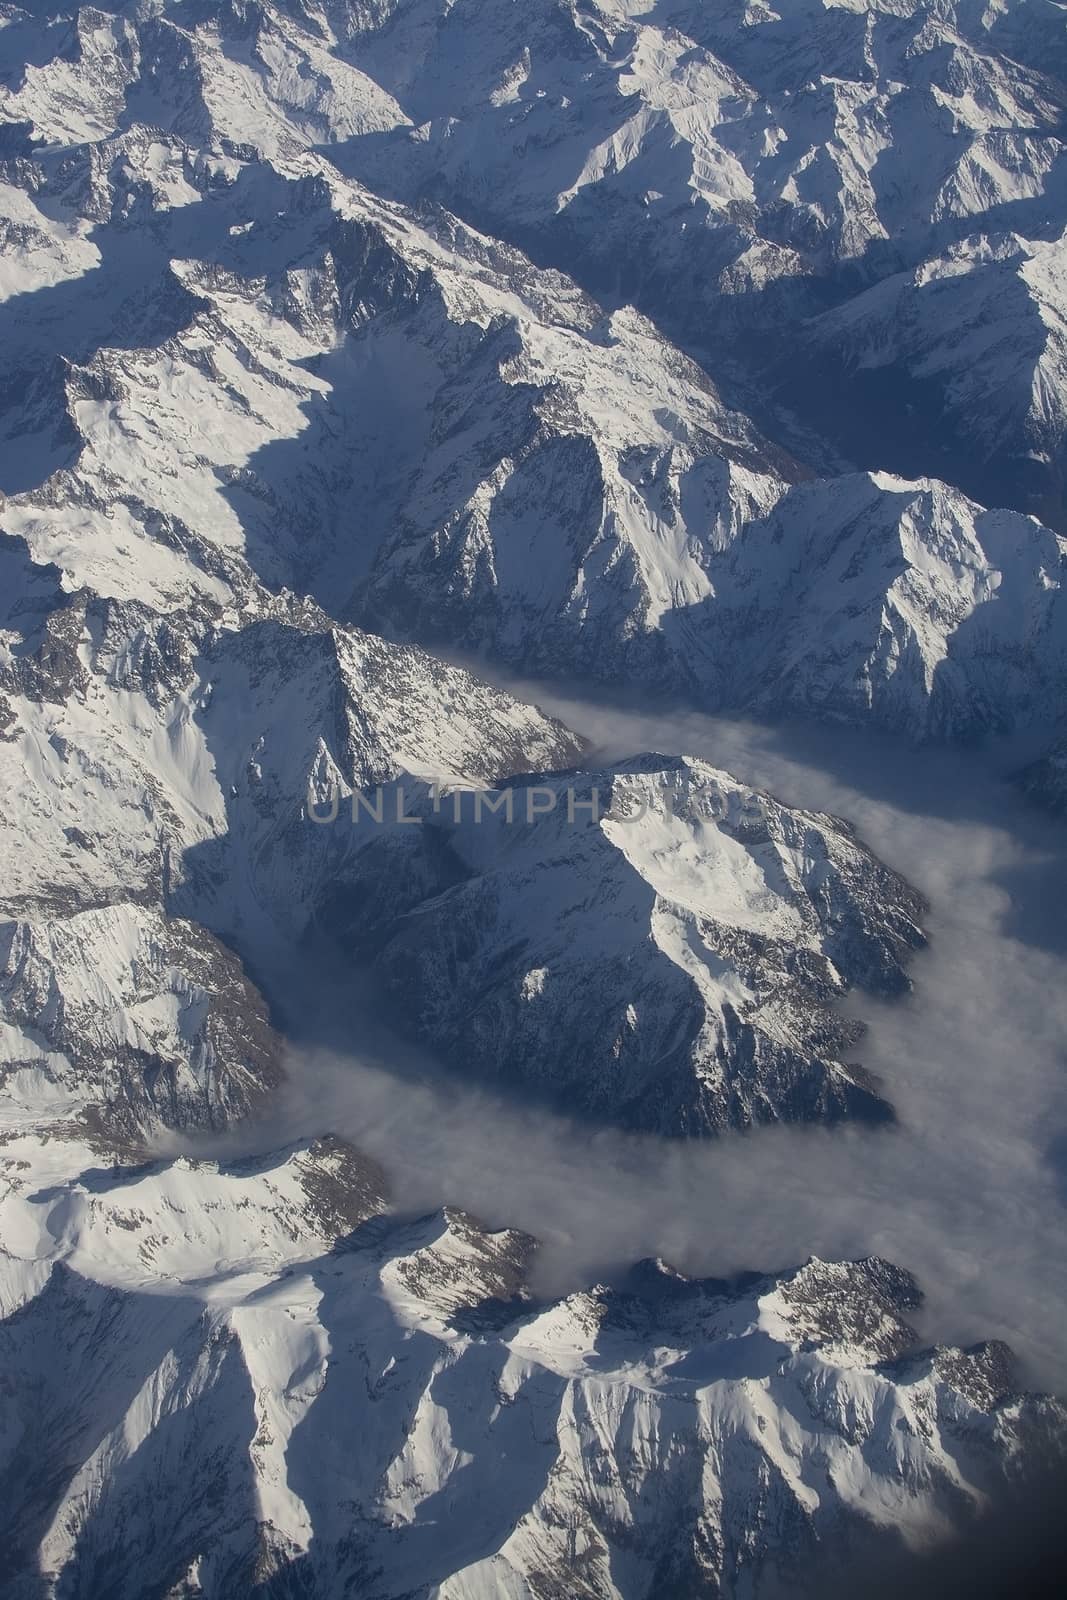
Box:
329;754;926;1133
426;753;928;992
0;1122;1062;1597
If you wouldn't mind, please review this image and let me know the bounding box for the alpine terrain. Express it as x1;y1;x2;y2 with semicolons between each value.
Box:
1;1;1066;1595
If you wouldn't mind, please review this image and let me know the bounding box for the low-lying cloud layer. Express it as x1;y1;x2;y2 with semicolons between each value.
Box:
174;688;1067;1391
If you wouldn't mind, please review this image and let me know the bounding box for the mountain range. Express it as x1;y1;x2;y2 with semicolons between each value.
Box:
2;1;1067;1594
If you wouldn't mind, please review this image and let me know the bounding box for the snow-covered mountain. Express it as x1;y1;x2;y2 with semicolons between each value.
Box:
2;124;1064;733
795;227;1067;530
362;461;1067;739
326;0;1067;502
0;541;580;902
2;1;1067;1593
2;3;1066;736
1;518;929;1140
331;755;926;1132
0;525;583;1145
331;0;1066;288
0;1126;1063;1600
